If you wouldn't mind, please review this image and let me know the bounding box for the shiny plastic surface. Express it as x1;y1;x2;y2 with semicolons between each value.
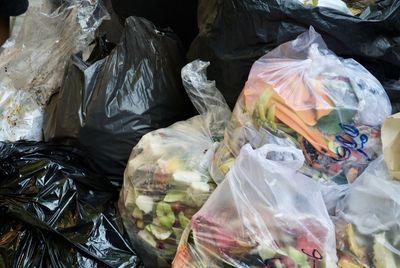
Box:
44;16;194;184
0;142;142;268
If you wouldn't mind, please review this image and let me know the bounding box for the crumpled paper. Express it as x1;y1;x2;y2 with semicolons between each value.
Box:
382;113;400;180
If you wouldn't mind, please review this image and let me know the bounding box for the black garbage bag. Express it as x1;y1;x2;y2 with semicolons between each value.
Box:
0;141;143;268
44;16;193;184
190;0;400;108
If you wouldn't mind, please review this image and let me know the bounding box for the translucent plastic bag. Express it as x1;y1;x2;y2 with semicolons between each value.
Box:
0;0;107;141
118;60;231;267
335;156;400;267
212;27;391;184
174;144;337;268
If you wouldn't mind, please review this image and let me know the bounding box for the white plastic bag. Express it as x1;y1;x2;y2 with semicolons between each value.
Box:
0;0;107;141
174;144;338;268
212;27;391;184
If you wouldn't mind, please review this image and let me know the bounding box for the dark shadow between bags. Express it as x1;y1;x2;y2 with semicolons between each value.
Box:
0;141;143;268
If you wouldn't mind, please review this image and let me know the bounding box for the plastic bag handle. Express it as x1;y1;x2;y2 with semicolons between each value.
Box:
254;144;305;171
181;60;231;138
181;60;230;116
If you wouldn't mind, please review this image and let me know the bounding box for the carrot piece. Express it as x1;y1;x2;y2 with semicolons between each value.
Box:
275;103;331;154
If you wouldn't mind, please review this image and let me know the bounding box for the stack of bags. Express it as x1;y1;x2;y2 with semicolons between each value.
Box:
0;0;399;267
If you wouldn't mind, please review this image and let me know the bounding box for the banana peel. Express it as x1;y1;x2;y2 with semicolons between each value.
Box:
346;224;367;260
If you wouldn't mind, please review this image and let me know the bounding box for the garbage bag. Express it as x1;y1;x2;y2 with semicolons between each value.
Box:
0;141;142;267
334;156;400;268
211;28;391;184
191;0;400;108
384;79;400;113
43;38;114;144
173;144;338;268
118;60;231;267
44;16;194;184
0;0;107;142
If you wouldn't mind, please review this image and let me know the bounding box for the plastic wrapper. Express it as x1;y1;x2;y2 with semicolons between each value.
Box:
118;60;231;267
44;16;194;184
191;0;400;108
334;157;400;268
0;0;107;142
0;141;142;267
173;144;337;268
212;28;391;184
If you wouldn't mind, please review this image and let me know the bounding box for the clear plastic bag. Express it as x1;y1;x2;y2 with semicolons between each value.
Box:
212;27;391;184
0;0;107;141
173;143;337;268
335;156;400;267
118;60;231;267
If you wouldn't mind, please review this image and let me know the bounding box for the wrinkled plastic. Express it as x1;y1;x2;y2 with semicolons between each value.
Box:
44;16;194;184
174;144;337;268
0;0;107;142
118;60;231;267
0;141;142;268
335;156;400;267
191;0;400;108
212;28;391;184
384;79;400;113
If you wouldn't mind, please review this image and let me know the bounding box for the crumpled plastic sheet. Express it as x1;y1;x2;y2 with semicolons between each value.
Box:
0;0;108;142
0;141;143;268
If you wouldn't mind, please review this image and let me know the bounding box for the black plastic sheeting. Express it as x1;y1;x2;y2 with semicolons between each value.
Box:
0;141;143;268
44;16;193;185
190;0;400;108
